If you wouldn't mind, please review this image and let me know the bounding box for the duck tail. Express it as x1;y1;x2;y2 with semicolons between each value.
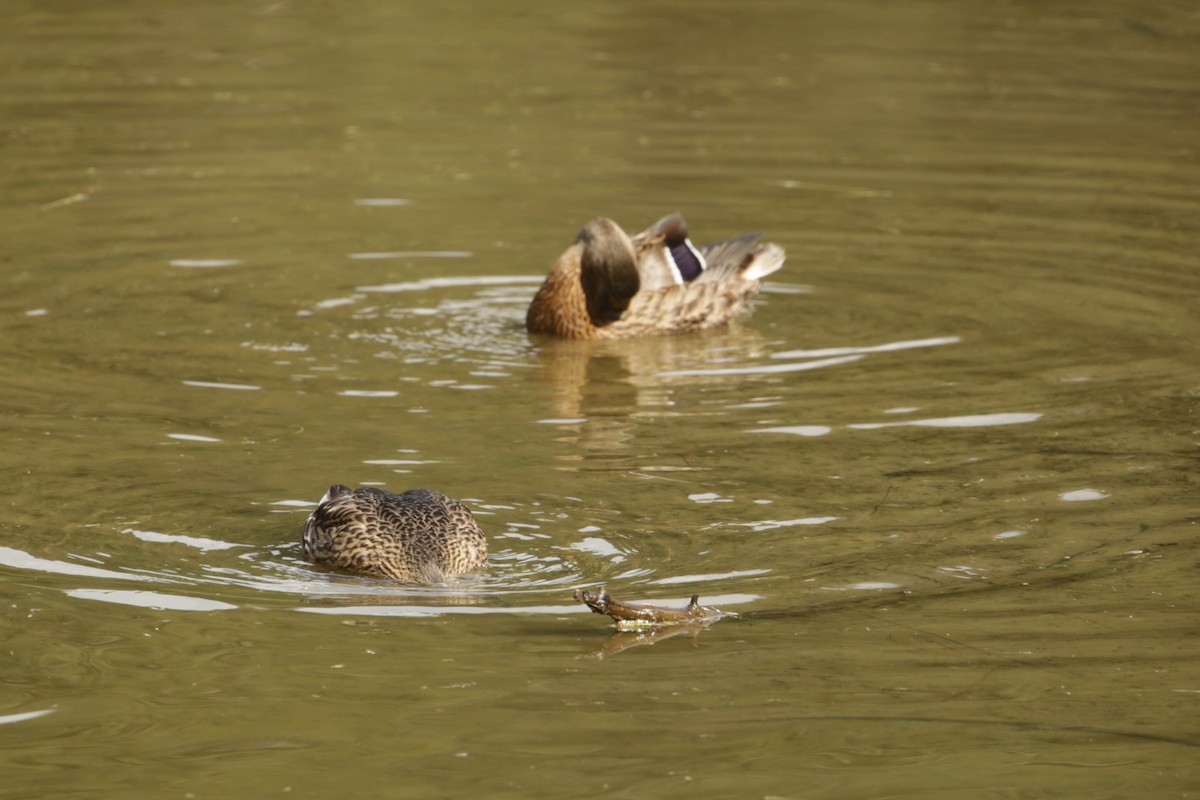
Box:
695;235;785;284
740;242;786;282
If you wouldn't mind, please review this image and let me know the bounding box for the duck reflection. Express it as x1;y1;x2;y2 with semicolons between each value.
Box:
532;323;773;464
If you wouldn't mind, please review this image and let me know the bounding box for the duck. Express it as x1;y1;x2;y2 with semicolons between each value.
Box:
301;484;488;582
525;212;786;339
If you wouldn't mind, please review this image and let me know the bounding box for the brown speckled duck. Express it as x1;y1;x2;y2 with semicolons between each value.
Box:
526;212;786;339
301;485;487;582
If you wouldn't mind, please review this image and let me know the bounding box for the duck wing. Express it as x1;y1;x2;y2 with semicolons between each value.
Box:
633;213;710;290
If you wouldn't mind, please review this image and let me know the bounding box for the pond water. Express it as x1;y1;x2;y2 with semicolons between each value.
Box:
2;0;1198;797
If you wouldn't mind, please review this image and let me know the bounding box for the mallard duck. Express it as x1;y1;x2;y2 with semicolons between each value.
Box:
301;484;487;582
525;212;786;339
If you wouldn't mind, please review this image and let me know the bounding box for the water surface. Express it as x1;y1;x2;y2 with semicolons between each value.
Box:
1;1;1198;797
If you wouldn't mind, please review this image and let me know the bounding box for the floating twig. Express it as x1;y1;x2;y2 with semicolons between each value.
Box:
574;587;726;631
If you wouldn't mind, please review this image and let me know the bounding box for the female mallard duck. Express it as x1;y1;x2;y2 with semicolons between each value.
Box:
525;212;786;339
302;484;487;582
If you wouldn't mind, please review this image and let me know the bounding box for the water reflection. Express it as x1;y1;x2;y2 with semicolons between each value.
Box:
0;519;775;624
577;623;713;660
350;251;473;263
296;603;579;618
181;380;261;391
532;324;777;461
168;259;243;268
66;588;238;612
165;433;223;443
649;569;770;586
123;528;247;552
0;546;159;584
847;411;1042;429
2;0;1197;793
658;353;863;377
0;507;629;608
351;198;411;207
1059;488;1110;502
770;336;962;360
0;710;55;727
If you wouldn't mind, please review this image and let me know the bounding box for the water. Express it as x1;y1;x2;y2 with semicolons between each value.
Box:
2;0;1198;797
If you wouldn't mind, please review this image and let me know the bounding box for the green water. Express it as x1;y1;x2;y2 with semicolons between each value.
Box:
2;1;1197;797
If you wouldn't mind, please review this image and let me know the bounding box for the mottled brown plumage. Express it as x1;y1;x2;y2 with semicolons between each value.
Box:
301;485;487;582
526;213;786;340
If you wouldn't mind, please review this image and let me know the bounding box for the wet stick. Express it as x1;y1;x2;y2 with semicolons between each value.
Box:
574;587;726;630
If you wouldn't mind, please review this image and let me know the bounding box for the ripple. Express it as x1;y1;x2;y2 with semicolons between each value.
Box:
771;336;961;360
349;250;471;260
352;198;411;207
294;592;761;618
0;709;54;726
123;528;247;552
242;341;308;353
650;569;771;586
65;588;238;612
182;380;261;391
659;334;958;387
1060;489;1110;502
169;258;242;268
688;492;734;504
569;537;626;562
825;581;904;591
937;565;985;580
748;425;832;437
356;275;540;292
0;546;154;582
296;603;582;617
733;517;840;531
848;412;1043;429
994;530;1027;540
311;297;359;310
657;354;862;378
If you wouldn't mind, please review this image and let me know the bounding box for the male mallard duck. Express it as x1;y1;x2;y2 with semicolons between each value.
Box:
301;484;487;582
525;212;786;339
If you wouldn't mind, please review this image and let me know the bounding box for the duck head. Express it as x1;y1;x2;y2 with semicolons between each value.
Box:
577;217;640;326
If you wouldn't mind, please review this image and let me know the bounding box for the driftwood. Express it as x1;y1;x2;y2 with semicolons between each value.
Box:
574;587;726;630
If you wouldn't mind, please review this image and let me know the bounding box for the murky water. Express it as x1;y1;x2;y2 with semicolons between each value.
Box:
2;0;1198;796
